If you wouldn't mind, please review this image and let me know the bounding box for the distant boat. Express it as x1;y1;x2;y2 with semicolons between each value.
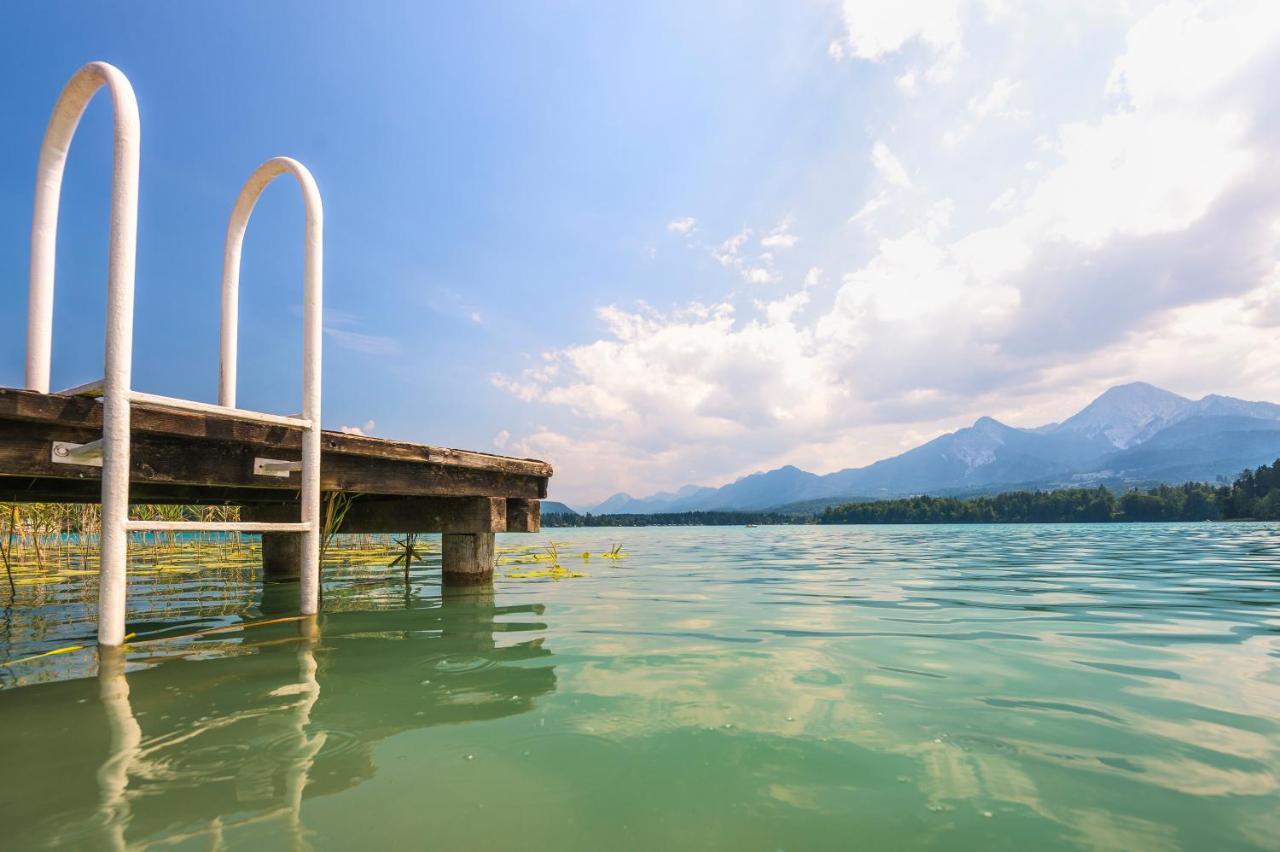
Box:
745;523;758;528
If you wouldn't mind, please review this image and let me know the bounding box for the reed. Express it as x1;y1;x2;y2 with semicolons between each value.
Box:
0;500;597;595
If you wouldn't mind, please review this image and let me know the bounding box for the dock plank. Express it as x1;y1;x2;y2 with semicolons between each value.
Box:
0;388;552;477
0;388;551;505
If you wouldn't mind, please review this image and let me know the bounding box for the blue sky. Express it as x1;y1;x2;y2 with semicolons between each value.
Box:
3;2;1280;506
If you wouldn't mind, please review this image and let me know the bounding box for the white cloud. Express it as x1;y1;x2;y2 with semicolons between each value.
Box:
492;429;510;449
1027;111;1252;247
834;0;964;61
667;216;697;233
339;419;376;436
849;191;890;226
967;77;1017;119
323;327;401;357
701;226;791;284
1106;0;1280;111
315;308;401;357
711;228;751;267
870;141;911;187
760;219;798;249
497;1;1280;503
494;300;839;438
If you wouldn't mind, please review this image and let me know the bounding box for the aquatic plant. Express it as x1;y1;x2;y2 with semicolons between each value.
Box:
319;492;356;561
504;540;587;580
0;500;604;592
2;504;15;597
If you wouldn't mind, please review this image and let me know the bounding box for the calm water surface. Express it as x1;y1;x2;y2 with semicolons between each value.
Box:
1;524;1278;850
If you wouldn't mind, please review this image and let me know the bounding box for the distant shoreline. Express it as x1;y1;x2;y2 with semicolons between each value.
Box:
547;463;1280;527
543;515;1267;528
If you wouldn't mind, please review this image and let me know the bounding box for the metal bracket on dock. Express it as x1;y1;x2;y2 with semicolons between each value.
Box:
51;439;104;467
254;457;303;478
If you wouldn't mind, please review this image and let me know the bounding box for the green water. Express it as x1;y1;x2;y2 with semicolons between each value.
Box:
1;524;1278;850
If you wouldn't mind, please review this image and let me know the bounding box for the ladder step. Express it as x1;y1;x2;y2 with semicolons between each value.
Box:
128;391;312;429
125;521;312;533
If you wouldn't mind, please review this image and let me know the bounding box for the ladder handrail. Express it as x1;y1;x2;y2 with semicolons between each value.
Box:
27;61;140;396
24;62;327;643
218;157;324;615
26;61;140;647
218;157;323;412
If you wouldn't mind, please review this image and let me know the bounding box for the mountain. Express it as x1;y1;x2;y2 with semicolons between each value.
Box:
679;465;825;510
591;383;1280;513
1050;382;1190;448
541;501;579;516
587;484;717;514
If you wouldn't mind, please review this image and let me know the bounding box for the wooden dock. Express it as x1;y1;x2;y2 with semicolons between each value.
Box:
0;387;552;583
6;60;557;644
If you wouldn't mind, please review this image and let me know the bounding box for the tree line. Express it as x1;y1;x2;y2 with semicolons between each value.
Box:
545;459;1280;527
544;510;804;528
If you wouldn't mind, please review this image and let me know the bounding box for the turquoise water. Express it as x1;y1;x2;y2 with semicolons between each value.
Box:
1;523;1278;850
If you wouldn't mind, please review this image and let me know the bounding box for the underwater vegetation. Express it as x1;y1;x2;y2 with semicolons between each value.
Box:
0;501;616;598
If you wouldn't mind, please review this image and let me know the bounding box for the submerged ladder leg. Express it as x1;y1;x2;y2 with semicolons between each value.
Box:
26;62;141;647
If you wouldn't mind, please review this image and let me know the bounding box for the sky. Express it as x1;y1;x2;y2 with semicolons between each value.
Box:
2;2;1280;507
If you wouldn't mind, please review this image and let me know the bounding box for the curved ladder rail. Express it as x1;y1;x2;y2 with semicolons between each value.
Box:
25;63;324;644
26;61;140;647
219;157;324;616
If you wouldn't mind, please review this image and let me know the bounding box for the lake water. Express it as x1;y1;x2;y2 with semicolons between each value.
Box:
1;523;1278;850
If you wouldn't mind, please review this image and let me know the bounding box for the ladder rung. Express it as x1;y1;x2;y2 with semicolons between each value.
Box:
58;378;105;398
125;521;312;533
128;391;312;429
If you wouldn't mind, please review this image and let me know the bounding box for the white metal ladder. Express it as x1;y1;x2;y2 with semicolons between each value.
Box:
25;62;323;646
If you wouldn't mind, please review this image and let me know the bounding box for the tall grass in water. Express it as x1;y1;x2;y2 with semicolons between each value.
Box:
0;499;599;604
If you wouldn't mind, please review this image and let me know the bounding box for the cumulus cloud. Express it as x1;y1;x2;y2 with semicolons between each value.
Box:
497;0;1280;503
339;419;376;436
667;216;698;233
833;0;964;62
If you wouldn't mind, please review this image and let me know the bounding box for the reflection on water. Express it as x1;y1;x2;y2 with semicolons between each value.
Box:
0;524;1278;850
1;582;554;850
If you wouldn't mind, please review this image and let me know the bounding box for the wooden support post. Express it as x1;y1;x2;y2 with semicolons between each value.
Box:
442;532;495;585
262;532;303;582
506;498;540;533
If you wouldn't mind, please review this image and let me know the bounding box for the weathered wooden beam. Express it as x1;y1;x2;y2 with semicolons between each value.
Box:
0;476;297;505
506;498;541;533
0;418;546;499
245;496;514;534
0;388;552;477
442;532;495;584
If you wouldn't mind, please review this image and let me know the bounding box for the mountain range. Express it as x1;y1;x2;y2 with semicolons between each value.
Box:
568;383;1280;514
